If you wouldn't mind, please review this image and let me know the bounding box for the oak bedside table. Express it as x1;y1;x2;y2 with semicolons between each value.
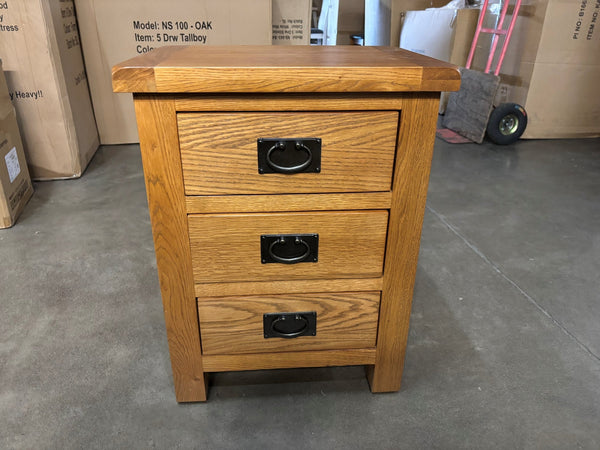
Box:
112;45;460;402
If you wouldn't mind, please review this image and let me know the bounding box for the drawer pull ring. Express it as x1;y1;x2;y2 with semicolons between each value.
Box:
261;234;319;264
257;138;321;174
263;311;317;339
266;141;313;174
268;236;310;264
271;314;308;338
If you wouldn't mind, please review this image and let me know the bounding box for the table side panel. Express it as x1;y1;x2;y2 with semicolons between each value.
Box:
133;95;207;402
367;92;441;392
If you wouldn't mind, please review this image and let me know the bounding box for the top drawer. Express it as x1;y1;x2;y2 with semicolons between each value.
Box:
177;112;398;195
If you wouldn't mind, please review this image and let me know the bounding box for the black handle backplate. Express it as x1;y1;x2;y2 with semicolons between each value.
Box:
261;234;318;264
263;311;317;339
257;138;321;174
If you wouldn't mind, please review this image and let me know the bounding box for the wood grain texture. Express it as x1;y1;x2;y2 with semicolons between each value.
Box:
117;43;456;401
112;46;460;93
178;112;398;195
366;93;440;393
202;348;377;372
134;95;207;402
187;210;389;283
198;292;380;355
185;192;392;214
195;278;384;298
175;93;407;112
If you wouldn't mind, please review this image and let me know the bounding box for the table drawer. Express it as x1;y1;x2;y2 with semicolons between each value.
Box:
198;291;380;355
188;210;388;284
178;111;398;195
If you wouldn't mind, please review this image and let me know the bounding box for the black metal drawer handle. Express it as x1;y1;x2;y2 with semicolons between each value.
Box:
257;138;321;174
261;234;318;264
268;236;310;264
266;141;312;174
263;311;317;339
270;314;309;338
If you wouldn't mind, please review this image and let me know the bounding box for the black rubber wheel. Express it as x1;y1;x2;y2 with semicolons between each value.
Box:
486;103;528;145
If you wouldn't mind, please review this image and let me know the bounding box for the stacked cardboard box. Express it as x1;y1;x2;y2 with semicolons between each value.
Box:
0;0;99;179
76;0;310;145
471;0;600;139
1;61;33;228
399;8;479;64
272;0;311;46
393;0;599;138
398;5;479;113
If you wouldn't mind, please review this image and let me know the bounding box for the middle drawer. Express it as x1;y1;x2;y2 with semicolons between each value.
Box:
188;210;389;284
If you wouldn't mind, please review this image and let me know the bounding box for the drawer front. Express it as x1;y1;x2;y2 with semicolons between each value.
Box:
198;291;380;355
178;112;398;195
188;210;388;284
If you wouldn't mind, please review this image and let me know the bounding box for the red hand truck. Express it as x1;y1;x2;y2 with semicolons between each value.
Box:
466;0;522;76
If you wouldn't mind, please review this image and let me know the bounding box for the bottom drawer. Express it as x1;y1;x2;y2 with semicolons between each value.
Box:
198;291;380;355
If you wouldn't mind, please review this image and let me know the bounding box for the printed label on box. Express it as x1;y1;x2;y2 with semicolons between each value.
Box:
5;147;21;183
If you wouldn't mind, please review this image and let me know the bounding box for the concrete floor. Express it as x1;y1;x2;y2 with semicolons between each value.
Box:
1;137;599;448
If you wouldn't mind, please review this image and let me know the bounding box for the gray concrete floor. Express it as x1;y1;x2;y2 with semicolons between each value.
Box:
1;137;599;449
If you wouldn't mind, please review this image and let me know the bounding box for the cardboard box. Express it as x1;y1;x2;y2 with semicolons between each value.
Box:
447;8;480;67
399;7;479;112
400;7;478;62
272;0;311;45
390;0;448;47
75;0;273;144
471;0;600;139
1;62;33;229
0;0;99;180
400;9;459;61
442;8;480;113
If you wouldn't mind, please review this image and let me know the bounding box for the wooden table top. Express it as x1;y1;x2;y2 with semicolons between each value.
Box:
112;45;460;94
